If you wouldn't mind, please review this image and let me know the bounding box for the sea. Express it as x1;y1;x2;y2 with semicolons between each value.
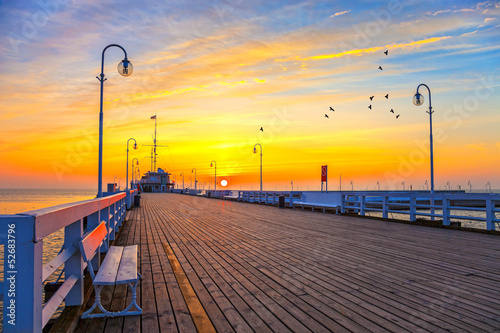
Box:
0;188;96;326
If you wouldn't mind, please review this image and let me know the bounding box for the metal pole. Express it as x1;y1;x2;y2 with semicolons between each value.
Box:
154;114;157;172
260;149;263;192
211;160;217;191
126;138;136;191
254;144;263;192
97;44;129;198
98;77;104;197
429;103;434;194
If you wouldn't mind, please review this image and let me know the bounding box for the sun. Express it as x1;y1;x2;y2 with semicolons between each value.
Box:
221;179;228;187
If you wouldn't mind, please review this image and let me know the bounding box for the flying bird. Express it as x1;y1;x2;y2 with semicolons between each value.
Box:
369;96;374;101
378;66;383;70
396;114;400;119
384;50;388;55
260;127;263;131
390;109;394;113
329;107;335;112
325;114;329;118
368;105;372;110
385;94;389;99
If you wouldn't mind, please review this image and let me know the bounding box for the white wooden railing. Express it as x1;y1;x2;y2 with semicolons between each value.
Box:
216;190;499;231
236;191;302;206
0;189;137;332
340;191;500;230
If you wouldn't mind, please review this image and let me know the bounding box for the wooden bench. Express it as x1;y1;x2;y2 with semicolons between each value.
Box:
79;221;142;319
293;201;341;214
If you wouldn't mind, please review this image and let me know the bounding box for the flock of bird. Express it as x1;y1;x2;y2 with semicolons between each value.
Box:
260;50;399;131
324;49;400;121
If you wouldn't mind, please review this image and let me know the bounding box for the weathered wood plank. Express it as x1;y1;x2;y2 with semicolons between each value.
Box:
73;193;500;332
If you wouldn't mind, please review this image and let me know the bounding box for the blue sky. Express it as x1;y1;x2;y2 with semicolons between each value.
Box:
0;0;499;190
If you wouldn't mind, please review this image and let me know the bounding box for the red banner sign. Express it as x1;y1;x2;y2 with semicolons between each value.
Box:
321;165;327;182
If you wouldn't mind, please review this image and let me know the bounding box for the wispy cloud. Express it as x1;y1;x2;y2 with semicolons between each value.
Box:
275;36;451;62
330;10;351;18
431;9;451;16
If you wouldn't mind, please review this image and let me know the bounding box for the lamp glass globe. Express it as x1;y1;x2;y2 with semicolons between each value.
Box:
413;93;424;106
118;60;133;76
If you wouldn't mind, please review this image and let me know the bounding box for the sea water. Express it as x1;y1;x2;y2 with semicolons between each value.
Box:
0;188;95;327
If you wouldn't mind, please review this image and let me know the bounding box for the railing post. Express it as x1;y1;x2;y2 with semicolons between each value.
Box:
360;196;365;216
410;196;416;222
126;190;132;210
340;194;346;214
486;199;494;230
64;219;84;305
290;192;294;208
2;216;42;332
382;195;388;219
442;198;450;226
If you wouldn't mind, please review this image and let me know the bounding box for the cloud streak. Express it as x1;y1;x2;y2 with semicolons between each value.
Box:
330;10;351;18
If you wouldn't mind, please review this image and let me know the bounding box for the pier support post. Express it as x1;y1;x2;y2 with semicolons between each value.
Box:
64;219;84;305
442;198;450;226
2;216;43;332
486;199;494;230
340;194;345;214
360;196;365;216
382;196;388;219
410;197;416;222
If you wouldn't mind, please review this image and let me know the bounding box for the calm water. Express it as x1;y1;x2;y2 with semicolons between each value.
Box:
0;188;95;326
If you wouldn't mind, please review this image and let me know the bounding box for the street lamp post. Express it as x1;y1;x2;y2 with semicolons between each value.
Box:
253;143;263;191
402;181;405;191
180;173;185;190
211;161;217;191
377;180;380;191
413;84;434;194
192;168;197;190
126;138;137;191
468;180;472;193
350;180;353;191
131;158;139;188
97;44;133;197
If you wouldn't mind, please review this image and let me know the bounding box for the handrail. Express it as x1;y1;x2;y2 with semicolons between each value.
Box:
0;190;137;331
339;191;500;230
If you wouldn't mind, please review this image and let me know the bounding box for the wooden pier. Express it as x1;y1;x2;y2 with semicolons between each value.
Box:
69;193;500;332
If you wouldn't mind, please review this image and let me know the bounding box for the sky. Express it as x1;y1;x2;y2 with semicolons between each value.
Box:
0;0;499;192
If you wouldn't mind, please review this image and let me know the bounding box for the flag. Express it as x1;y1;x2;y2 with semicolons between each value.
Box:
151;115;156;119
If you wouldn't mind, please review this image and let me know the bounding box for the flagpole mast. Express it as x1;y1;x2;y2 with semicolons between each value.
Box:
154;114;157;173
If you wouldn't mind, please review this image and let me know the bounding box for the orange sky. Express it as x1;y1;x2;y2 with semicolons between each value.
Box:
1;1;499;192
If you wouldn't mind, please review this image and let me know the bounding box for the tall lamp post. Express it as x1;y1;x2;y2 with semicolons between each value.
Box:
210;161;217;191
192;168;197;190
413;84;434;194
97;44;133;197
126;138;137;191
180;172;185;190
253;143;263;191
131;158;139;188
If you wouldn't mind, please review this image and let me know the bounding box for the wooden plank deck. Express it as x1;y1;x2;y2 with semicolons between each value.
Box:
74;193;500;332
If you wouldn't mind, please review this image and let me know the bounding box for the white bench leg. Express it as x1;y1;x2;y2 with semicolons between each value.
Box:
81;285;111;319
118;277;142;316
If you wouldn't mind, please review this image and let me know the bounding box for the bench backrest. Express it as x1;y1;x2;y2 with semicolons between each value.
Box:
80;221;107;263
